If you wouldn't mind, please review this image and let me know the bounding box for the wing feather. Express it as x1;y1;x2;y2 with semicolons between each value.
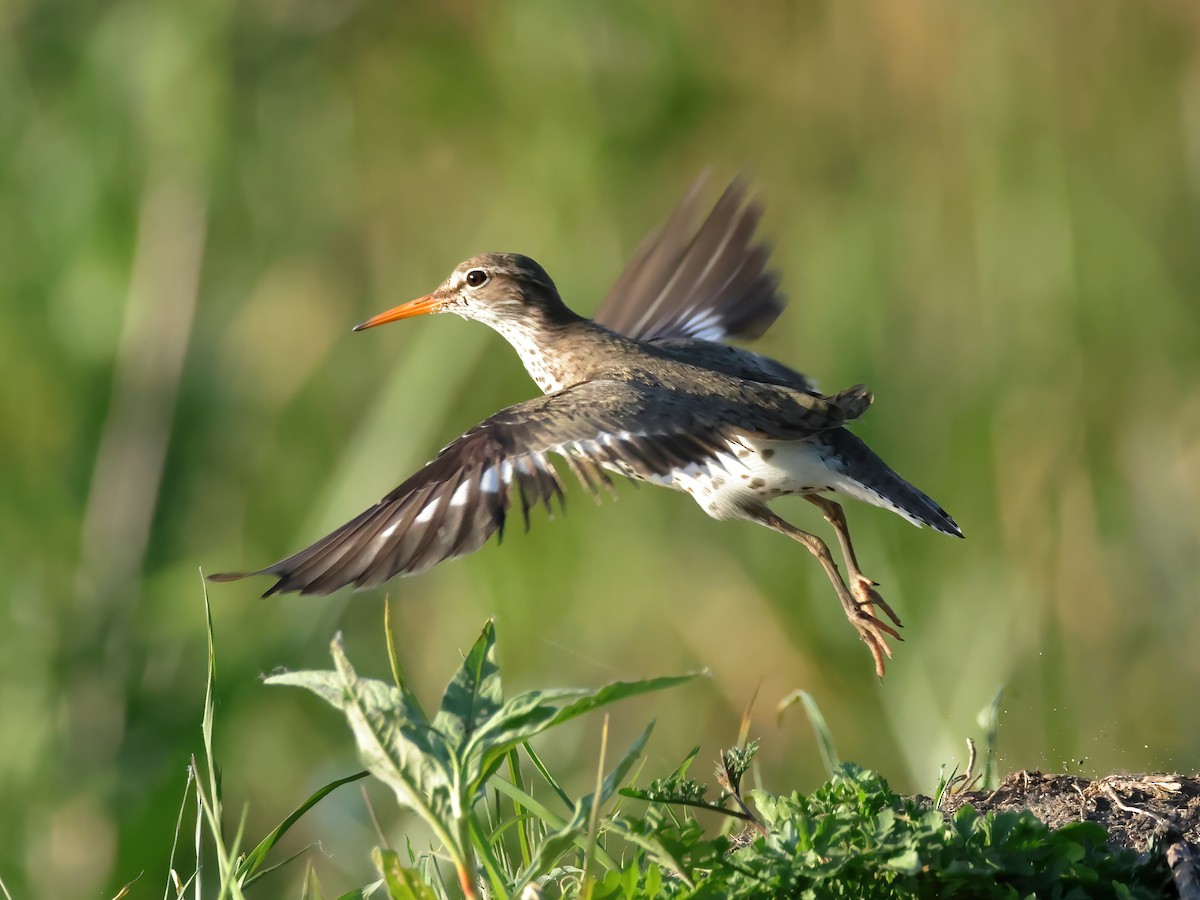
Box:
210;377;864;597
594;174;785;343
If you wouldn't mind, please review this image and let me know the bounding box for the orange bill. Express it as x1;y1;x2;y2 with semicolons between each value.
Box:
353;293;448;331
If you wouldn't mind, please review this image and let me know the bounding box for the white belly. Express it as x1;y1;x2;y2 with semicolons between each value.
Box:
647;436;837;520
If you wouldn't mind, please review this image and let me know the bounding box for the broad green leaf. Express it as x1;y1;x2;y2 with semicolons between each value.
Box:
463;676;697;798
548;674;702;729
432;619;503;751
373;848;438;900
269;637;457;850
461;689;589;794
885;848;922;874
264;667;347;710
266;636;431;733
330;640;455;824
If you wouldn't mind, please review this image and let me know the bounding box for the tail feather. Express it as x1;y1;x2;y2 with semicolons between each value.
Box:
824;429;963;538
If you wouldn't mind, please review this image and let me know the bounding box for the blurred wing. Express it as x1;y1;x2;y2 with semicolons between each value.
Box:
211;378;857;598
595;174;785;343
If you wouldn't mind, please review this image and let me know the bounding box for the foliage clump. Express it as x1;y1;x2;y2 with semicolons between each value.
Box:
176;609;1173;899
605;764;1169;898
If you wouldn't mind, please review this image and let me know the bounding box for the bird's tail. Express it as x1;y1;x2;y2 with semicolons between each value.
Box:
824;428;963;537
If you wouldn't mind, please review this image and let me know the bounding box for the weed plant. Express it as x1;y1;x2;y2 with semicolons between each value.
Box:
151;588;1171;900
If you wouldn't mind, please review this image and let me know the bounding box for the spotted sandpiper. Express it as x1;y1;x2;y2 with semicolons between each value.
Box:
212;176;962;676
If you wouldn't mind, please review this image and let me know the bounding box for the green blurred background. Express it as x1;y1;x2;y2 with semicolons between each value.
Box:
4;1;1200;896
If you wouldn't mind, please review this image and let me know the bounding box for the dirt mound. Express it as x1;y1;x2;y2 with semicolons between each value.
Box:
937;771;1200;897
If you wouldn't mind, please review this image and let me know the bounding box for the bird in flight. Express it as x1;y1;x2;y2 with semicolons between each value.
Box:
212;176;962;676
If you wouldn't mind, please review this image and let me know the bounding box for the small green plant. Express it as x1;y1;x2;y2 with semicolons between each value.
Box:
168;587;1172;899
268;619;699;898
160;579;371;900
611;763;1170;898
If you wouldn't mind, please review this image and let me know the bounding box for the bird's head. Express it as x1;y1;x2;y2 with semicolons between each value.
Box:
354;253;574;334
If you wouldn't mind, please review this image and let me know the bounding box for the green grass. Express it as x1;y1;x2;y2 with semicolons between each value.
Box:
170;596;1172;899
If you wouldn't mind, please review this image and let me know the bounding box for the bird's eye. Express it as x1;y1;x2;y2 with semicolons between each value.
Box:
465;269;489;288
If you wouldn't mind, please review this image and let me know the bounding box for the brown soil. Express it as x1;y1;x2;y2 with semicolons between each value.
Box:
935;771;1200;897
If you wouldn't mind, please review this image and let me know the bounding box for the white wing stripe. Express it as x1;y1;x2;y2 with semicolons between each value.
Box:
480;465;500;493
414;495;442;524
448;480;471;507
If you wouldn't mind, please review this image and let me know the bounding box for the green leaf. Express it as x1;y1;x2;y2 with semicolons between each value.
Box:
615;818;699;890
462;689;588;795
373;848;439;900
237;770;369;886
885;848;922;874
431;619;503;751
268;636;459;856
549;674;702;729
463;675;699;799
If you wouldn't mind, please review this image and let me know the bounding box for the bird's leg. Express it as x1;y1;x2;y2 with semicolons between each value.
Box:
741;504;899;678
805;496;902;630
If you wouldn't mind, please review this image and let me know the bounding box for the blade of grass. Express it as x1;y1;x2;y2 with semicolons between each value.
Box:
739;681;763;811
163;765;195;900
490;779;619;871
505;749;532;871
777;690;840;777
467;815;510;899
384;595;408;691
521;742;573;810
485;812;539;849
977;685;1004;790
200;572;220;817
110;872;141;899
237;770;369;886
300;861;324;900
243;843;321;892
579;714;610;900
362;783;390;850
193;764;202;900
195;783;247;900
737;680;762;750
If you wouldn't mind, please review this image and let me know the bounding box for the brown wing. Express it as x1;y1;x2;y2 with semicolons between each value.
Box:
594;174;785;343
210;378;866;597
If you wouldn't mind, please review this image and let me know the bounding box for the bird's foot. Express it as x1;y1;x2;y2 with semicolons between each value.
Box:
845;575;903;679
850;574;903;629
